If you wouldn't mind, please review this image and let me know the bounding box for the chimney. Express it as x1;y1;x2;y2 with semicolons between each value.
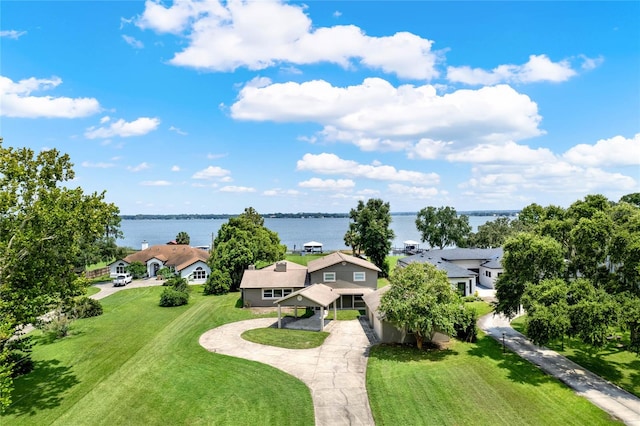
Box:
275;261;287;272
142;240;149;250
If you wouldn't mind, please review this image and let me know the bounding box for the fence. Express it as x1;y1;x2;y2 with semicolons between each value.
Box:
85;266;110;279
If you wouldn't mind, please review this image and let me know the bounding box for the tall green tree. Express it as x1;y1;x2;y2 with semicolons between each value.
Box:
495;233;565;318
209;208;286;290
0;140;121;411
345;199;394;277
521;278;570;348
175;231;190;245
415;206;471;249
468;216;516;248
379;262;462;350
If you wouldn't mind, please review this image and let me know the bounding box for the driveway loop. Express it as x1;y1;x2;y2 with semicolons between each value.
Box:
479;313;640;426
199;318;375;426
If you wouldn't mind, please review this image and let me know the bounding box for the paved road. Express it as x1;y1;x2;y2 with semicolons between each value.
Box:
199;318;375;426
479;313;640;426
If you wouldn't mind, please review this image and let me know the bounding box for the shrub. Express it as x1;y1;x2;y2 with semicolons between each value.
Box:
65;297;103;319
166;276;189;292
159;288;189;307
454;305;478;342
39;310;74;339
203;270;231;295
4;336;34;377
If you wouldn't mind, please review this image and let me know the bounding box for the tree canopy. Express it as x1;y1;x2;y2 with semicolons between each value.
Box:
345;199;394;277
0;140;121;410
175;231;190;245
379;262;462;350
495;194;640;353
208;207;286;291
415;206;471;249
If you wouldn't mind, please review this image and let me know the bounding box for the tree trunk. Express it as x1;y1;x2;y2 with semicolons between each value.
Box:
416;335;423;350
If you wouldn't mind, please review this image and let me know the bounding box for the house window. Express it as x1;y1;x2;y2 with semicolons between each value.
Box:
457;282;466;296
323;272;336;282
486;271;492;278
116;263;126;274
498;272;503;277
262;288;293;299
353;272;366;282
192;267;206;280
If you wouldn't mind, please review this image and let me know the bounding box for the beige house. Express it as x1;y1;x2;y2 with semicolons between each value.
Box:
110;244;211;283
239;252;381;309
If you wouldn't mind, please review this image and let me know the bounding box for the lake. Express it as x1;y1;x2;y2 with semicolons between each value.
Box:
117;215;498;252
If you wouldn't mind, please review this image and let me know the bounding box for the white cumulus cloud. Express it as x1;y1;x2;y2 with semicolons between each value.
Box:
298;178;355;191
140;180;171;186
122;34;144;49
0;75;100;118
447;54;578;85
137;0;439;79
220;185;256;193
192;165;231;180
128;162;151;172
85;117;160;139
563;134;640;167
81;161;115;168
232;78;542;151
297;153;439;185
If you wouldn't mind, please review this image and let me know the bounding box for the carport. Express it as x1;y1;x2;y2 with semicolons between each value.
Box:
274;284;339;331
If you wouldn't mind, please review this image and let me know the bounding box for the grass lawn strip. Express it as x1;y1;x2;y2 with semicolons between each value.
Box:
3;287;314;425
511;315;639;397
242;328;329;349
367;333;620;425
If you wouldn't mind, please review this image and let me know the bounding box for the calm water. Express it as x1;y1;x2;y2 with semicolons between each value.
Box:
117;215;496;251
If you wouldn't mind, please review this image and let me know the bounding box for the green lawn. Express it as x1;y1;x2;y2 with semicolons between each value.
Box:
241;328;329;349
335;309;365;320
367;334;619;425
511;315;640;397
85;286;101;297
3;287;314;425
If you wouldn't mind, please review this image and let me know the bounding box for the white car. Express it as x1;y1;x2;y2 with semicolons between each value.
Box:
113;273;133;287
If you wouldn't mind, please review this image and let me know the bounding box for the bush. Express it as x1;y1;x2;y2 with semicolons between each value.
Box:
4;336;34;377
39;310;74;339
454;305;478;342
65;297;103;319
203;270;231;295
159;288;189;307
165;276;189;292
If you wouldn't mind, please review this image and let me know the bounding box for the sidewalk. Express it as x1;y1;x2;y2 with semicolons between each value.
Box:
479;313;640;426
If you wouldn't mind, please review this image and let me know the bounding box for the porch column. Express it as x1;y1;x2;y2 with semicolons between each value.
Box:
320;306;324;331
294;305;298;318
333;300;337;321
277;304;282;329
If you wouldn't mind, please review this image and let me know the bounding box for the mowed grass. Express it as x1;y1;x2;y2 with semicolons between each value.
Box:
242;328;329;349
511;316;640;397
3;286;314;425
367;333;620;425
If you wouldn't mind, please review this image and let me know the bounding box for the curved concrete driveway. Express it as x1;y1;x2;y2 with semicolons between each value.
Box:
480;313;640;426
199;318;375;426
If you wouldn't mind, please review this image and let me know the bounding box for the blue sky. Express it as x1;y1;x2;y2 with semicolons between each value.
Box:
1;1;638;215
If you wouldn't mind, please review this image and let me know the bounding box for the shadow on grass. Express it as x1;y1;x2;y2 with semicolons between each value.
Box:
467;335;556;386
369;343;459;363
4;359;79;416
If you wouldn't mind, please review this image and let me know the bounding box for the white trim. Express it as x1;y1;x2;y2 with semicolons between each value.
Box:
262;288;293;300
353;271;366;282
323;272;336;282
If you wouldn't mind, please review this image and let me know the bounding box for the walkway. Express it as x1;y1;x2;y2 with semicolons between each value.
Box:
479;313;640;426
199;318;375;426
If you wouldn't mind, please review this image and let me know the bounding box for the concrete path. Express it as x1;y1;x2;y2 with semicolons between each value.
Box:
199;318;375;426
479;313;640;426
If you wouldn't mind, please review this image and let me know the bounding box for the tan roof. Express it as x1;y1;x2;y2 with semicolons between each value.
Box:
332;287;375;296
275;283;340;307
239;261;308;289
122;245;209;272
307;252;381;273
362;285;390;312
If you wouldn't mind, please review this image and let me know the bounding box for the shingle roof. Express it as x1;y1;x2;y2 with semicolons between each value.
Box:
362;285;390;312
239;261;308;289
275;283;340;307
122;245;209;272
429;247;503;261
307;252;381;273
400;254;476;278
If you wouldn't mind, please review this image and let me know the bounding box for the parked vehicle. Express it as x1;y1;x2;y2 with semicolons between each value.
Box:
113;273;132;287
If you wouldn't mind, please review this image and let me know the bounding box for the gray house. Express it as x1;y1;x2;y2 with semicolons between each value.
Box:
239;252;381;309
397;247;503;295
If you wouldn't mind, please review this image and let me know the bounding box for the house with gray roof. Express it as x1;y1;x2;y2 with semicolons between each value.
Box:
397;247;503;295
239;252;381;309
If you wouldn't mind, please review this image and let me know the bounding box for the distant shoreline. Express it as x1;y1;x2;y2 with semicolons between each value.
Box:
119;211;520;220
